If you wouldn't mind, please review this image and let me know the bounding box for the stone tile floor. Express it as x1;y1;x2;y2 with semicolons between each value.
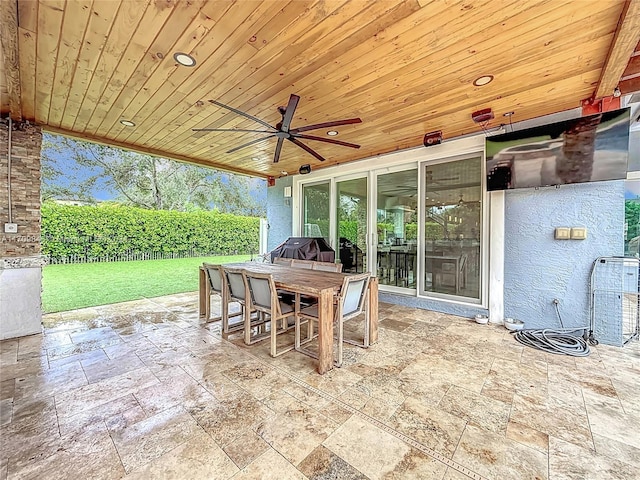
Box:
1;292;639;479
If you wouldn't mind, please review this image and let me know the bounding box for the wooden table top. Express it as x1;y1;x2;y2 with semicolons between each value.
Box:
220;262;349;296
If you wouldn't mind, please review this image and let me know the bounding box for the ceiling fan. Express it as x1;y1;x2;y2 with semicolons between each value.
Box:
192;94;362;163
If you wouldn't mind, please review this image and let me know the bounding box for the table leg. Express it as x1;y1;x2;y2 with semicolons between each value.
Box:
317;288;334;374
368;276;379;344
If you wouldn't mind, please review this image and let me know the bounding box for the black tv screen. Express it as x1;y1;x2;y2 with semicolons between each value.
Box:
486;107;630;191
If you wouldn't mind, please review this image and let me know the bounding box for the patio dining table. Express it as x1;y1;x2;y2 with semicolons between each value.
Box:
199;262;378;374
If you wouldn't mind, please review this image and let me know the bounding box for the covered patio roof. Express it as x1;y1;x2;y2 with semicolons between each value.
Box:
1;0;639;178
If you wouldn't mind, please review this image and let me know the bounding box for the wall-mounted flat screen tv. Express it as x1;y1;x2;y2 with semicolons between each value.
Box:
486;107;630;191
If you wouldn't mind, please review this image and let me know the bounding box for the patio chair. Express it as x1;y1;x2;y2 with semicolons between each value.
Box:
221;266;264;338
273;257;293;266
295;272;371;367
291;258;314;269
312;261;343;272
202;263;243;327
244;271;297;357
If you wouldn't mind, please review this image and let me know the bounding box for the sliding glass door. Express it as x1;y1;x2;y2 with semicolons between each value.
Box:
421;155;483;301
336;177;368;273
302;181;330;242
375;169;418;289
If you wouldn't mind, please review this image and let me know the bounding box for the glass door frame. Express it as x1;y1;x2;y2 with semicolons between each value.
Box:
301;179;333;245
291;137;493;310
371;163;420;295
293;171;371;265
418;153;489;306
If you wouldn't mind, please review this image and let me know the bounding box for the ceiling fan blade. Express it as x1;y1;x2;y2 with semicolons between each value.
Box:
273;137;284;164
290;118;362;134
226;135;275;154
293;133;360;149
192;128;273;133
289;138;326;162
211;100;276;131
280;94;300;132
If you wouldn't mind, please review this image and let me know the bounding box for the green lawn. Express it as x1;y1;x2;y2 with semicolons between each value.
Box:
42;255;252;313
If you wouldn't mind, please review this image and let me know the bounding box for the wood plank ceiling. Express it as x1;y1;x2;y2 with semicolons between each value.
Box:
1;0;640;178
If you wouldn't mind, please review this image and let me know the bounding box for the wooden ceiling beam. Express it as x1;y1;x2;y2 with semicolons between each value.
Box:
43;125;266;179
594;0;640;99
0;0;23;121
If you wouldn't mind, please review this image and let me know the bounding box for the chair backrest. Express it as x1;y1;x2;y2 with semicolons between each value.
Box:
291;258;314;269
339;272;371;318
273;257;293;266
222;266;248;302
203;263;224;293
312;261;343;272
244;271;278;314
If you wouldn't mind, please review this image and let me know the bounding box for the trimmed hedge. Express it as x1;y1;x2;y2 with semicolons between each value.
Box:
41;203;260;261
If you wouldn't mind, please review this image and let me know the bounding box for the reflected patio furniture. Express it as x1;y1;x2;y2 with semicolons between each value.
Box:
244;270;296;357
295;272;371;367
376;247;416;288
425;254;468;294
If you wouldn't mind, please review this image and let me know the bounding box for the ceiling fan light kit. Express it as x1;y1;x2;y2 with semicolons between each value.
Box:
192;94;362;165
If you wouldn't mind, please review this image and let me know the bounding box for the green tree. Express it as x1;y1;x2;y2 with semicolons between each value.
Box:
41;134;266;215
625;200;640;241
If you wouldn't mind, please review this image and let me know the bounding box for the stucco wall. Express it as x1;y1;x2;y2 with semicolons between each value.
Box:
503;180;624;330
266;176;293;251
379;292;488;318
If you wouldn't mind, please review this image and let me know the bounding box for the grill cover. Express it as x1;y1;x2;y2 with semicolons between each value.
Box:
271;237;335;262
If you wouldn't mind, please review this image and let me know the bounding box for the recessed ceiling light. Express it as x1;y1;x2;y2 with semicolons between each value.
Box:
327;130;338;136
173;52;196;67
473;75;494;87
120;120;135;127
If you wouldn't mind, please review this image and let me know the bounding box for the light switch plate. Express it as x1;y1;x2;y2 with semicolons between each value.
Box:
4;223;17;233
555;227;571;240
571;227;587;240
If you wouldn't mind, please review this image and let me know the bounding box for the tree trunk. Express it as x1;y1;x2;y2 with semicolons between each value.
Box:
556;114;601;183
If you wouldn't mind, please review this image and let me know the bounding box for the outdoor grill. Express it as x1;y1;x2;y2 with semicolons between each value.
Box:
270;237;335;263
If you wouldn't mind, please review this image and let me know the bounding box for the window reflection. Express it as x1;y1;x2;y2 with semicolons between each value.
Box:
376;169;418;288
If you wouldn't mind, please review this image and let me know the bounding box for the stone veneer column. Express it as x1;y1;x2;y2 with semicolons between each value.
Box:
0;121;45;340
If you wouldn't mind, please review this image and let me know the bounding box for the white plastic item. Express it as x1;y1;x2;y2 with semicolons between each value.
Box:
504;317;525;331
475;314;489;324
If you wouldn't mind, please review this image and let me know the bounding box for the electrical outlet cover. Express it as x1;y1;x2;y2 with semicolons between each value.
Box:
571;227;587;240
554;227;570;240
4;223;18;233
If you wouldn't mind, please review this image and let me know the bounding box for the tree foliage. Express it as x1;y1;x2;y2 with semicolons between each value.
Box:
41;134;266;216
625;200;640;241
